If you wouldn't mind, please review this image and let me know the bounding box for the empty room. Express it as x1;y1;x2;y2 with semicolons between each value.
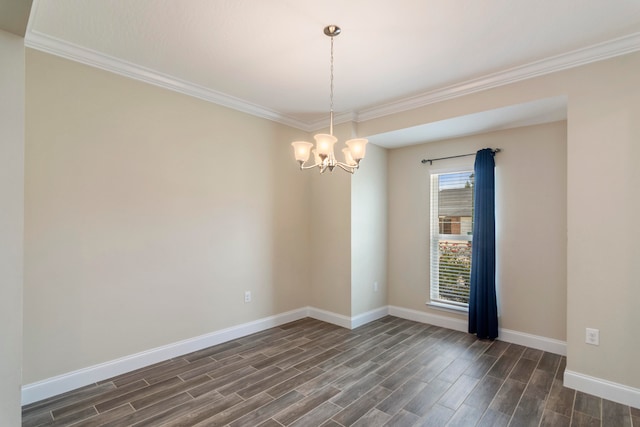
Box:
1;1;639;426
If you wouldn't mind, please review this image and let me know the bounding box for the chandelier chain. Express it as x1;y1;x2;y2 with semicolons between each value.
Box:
329;35;334;136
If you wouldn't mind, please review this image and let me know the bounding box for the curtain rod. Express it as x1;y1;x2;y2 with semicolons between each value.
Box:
421;148;501;165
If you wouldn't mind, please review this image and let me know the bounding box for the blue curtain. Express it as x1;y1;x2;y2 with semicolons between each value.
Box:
468;148;498;339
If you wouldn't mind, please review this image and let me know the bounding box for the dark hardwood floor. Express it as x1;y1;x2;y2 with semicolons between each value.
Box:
22;316;638;426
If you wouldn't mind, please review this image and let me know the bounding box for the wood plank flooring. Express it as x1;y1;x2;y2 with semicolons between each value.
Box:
22;316;639;426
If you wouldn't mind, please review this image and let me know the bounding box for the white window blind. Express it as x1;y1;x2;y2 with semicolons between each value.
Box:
430;171;474;308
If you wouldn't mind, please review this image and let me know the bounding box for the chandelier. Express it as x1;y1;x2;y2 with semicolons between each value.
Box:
291;25;368;174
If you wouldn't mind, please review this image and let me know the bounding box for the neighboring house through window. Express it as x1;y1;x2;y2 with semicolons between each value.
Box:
430;171;474;310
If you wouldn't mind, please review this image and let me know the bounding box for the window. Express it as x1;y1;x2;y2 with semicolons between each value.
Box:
430;171;474;309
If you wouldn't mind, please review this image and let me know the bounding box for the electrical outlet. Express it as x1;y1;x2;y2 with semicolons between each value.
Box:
585;328;599;346
373;282;379;292
244;291;251;303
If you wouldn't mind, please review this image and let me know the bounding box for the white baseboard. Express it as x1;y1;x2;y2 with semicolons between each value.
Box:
306;307;352;329
350;306;389;329
499;328;566;356
21;305;388;405
306;306;390;329
388;305;567;356
388;305;468;332
21;307;308;405
22;304;569;406
564;370;640;409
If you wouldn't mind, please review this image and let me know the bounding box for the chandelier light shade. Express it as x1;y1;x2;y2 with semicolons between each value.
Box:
291;25;368;174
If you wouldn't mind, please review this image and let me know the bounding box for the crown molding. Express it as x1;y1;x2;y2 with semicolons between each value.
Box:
356;32;640;122
24;9;640;132
24;29;313;131
307;111;358;134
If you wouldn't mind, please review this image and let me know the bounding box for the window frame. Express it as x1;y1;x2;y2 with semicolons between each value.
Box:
428;170;474;312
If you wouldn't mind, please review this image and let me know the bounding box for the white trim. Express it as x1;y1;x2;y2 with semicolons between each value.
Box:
20;304;570;406
308;111;357;135
388;305;567;356
564;370;640;409
21;305;388;405
23;2;640;131
306;307;352;329
23;30;311;132
23;305;638;410
21;308;308;405
388;305;468;332
426;301;469;314
350;306;389;329
357;32;640;122
499;328;566;356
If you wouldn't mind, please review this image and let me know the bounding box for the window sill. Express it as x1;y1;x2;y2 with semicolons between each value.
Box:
426;301;469;314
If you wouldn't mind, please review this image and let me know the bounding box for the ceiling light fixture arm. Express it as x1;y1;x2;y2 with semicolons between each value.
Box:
296;157;361;174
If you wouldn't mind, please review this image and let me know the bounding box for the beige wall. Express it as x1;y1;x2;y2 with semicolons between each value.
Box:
367;51;640;390
387;122;567;340
0;29;24;426
24;49;310;383
351;143;388;316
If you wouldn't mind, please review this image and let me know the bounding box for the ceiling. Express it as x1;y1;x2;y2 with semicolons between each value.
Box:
24;0;640;147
